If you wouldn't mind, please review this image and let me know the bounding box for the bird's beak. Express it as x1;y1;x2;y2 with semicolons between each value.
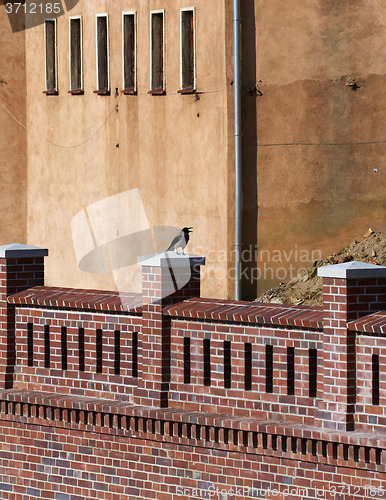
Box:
188;227;193;232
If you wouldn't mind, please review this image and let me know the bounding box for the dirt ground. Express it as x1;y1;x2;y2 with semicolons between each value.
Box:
255;229;386;307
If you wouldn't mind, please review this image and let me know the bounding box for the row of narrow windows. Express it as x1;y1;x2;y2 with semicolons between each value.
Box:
44;9;195;95
27;324;138;377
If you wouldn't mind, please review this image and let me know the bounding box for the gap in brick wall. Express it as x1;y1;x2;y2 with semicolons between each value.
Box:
244;342;252;391
27;322;33;367
61;326;68;371
203;338;211;386
96;329;103;373
44;324;50;368
265;345;273;393
262;433;268;449
183;337;191;384
309;348;317;398
78;327;85;371
224;341;231;388
132;331;138;378
114;330;121;375
287;347;295;396
372;354;380;405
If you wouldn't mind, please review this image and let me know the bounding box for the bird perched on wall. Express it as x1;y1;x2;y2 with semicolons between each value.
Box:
166;227;193;254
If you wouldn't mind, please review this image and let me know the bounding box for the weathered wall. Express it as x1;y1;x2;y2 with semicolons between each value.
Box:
14;0;386;301
24;0;231;298
0;1;27;244
242;0;386;296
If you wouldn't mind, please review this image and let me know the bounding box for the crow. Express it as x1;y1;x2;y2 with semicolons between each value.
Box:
166;227;193;254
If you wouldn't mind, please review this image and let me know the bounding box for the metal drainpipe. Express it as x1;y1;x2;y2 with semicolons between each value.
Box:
233;0;242;300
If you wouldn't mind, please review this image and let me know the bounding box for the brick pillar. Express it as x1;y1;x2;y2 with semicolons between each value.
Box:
135;252;205;408
0;244;48;388
317;261;386;431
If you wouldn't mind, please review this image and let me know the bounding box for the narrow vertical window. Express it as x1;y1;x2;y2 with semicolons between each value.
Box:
114;330;120;375
287;347;295;396
309;349;317;398
122;12;136;93
27;323;33;367
78;327;85;371
61;326;67;371
150;11;165;93
203;338;211;386
372;354;380;406
132;332;138;378
96;329;103;373
244;343;252;390
95;14;109;93
44;19;57;94
44;324;50;369
184;337;191;384
69;16;83;93
265;345;273;393
224;341;231;388
180;9;195;92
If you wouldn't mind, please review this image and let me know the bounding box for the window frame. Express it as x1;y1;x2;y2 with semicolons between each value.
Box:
179;7;196;93
44;18;58;95
69;15;83;94
95;13;110;95
149;9;166;95
122;11;137;94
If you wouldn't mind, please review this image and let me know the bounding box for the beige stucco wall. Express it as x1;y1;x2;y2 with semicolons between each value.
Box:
0;2;27;245
5;0;386;300
240;0;386;297
24;0;232;298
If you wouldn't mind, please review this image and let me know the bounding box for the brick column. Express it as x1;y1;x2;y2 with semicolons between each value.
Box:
135;253;205;408
0;244;48;388
317;261;386;431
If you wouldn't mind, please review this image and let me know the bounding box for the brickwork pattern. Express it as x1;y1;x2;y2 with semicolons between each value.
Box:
0;249;385;499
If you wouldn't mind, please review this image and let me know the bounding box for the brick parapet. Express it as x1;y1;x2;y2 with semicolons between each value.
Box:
1;251;386;498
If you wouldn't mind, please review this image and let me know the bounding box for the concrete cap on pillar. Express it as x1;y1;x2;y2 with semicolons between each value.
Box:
0;243;49;259
317;261;386;279
137;252;205;268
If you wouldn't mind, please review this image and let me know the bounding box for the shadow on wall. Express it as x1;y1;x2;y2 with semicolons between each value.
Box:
241;0;258;300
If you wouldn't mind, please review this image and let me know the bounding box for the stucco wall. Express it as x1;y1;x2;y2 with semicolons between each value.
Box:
241;0;386;296
25;0;231;298
0;1;27;245
16;0;386;300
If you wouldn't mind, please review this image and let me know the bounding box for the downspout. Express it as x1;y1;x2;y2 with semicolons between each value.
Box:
233;0;242;300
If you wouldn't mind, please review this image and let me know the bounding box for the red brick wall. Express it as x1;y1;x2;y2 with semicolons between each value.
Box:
0;251;386;499
168;318;322;426
14;307;141;401
355;335;386;432
0;407;385;500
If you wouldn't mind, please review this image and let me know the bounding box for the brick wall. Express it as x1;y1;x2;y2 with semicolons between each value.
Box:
0;246;386;499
